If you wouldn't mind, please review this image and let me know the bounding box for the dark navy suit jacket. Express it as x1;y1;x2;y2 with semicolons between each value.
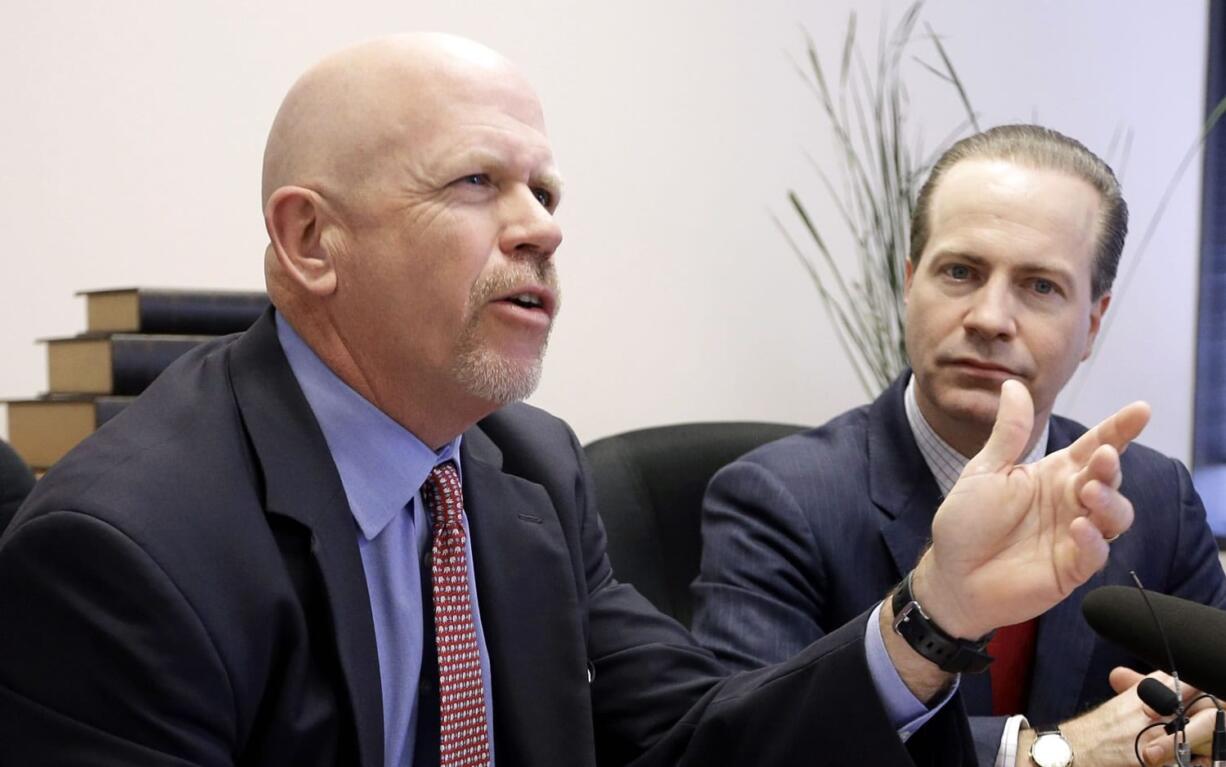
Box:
0;315;974;767
693;374;1226;766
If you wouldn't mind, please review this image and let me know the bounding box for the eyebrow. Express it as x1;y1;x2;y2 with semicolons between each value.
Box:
931;250;987;267
449;147;564;191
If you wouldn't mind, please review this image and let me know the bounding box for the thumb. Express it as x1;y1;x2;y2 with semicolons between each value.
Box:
964;379;1034;476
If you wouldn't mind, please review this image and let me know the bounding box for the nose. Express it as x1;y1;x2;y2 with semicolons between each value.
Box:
963;278;1017;340
500;186;563;261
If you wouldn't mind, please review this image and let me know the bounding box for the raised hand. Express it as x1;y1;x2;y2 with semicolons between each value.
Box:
914;379;1151;640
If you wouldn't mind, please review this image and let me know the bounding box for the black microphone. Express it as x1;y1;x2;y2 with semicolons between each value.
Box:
1082;586;1226;699
1138;677;1188;734
1138;677;1181;716
1138;679;1226;765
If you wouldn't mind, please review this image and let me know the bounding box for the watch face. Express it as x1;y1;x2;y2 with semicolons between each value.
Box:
1032;733;1073;766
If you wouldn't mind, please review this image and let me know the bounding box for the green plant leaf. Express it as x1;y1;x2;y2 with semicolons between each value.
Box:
782;1;974;396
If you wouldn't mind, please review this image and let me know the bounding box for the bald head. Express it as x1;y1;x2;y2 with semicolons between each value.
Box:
259;34;563;446
261;33;542;210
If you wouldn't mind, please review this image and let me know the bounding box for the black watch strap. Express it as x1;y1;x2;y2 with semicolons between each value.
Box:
890;571;994;674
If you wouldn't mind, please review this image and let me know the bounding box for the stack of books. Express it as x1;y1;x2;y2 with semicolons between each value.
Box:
6;288;269;471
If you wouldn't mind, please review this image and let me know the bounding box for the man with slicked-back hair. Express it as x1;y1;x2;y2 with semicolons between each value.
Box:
694;125;1226;767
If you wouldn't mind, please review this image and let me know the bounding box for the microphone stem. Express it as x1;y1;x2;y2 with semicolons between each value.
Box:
1212;708;1226;767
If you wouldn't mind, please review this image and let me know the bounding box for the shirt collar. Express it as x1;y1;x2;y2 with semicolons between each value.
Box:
275;312;462;541
903;374;1049;497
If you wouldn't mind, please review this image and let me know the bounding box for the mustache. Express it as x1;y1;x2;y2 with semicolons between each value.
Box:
470;262;561;307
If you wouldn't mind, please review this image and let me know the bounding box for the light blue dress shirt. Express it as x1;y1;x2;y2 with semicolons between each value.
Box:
276;314;496;767
865;602;957;739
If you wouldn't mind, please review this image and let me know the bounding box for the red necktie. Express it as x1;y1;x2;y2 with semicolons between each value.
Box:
421;462;492;767
987;618;1038;715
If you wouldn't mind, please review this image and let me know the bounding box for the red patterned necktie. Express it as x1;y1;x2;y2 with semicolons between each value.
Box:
421;461;492;767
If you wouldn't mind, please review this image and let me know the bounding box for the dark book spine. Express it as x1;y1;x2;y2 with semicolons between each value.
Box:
109;336;214;395
136;291;269;335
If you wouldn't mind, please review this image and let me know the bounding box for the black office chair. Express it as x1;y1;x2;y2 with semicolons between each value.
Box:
584;422;806;628
0;438;36;535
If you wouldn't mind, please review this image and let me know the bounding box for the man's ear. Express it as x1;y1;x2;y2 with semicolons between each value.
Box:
264;186;338;297
903;258;915;303
1081;291;1112;361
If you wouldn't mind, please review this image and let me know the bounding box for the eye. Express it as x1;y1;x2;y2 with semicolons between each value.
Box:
458;173;490;186
1031;278;1058;296
532;187;553;209
945;263;973;280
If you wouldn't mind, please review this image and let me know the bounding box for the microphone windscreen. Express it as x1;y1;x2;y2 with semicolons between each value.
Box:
1082;586;1226;699
1137;677;1180;716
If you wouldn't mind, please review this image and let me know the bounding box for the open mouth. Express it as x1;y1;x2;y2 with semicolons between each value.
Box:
505;293;545;310
492;286;557;320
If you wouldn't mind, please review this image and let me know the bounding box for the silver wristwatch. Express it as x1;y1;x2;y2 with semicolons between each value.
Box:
1029;728;1073;767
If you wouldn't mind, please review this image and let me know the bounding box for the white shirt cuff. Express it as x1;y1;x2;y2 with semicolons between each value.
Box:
996;714;1030;767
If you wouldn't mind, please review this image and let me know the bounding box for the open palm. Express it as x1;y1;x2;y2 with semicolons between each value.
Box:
918;380;1150;639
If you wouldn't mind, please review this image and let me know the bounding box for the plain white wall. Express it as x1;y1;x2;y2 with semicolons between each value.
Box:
0;1;1209;468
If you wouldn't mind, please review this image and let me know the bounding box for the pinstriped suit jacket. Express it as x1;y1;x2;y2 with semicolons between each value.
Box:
693;373;1226;766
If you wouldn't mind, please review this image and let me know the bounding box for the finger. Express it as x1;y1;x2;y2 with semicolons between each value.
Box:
1143;738;1172;766
1110;666;1147;694
1171;676;1206;704
1133;670;1180;719
1091;441;1124;491
1140;671;1205;708
1066;400;1151;465
1142;728;1189;766
964;379;1033;476
1185;707;1218;754
1110;666;1167;719
1059;516;1111;589
1078;478;1134;543
1134;670;1203;709
1072;444;1121;507
1146;669;1175;686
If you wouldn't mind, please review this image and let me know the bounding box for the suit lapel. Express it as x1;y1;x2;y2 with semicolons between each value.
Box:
1026;420;1101;725
870;375;992;714
461;429;594;767
229;312;384;767
870;377;944;578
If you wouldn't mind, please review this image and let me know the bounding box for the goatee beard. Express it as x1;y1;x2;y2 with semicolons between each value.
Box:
451;261;559;404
